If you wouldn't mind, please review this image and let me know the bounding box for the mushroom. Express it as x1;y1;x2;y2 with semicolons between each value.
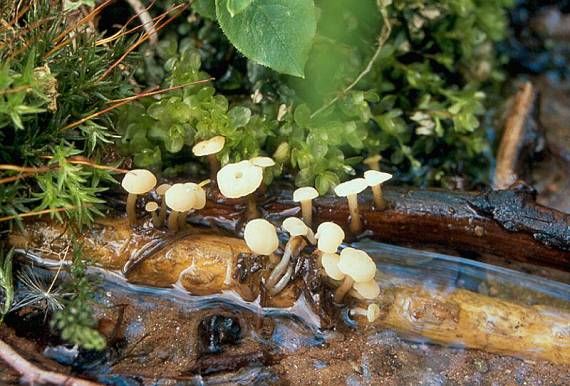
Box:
320;252;345;280
334;178;368;234
121;169;157;226
293;187;319;227
282;216;316;245
350;304;381;323
315;222;345;254
244;218;279;261
155;183;172;226
250;156;275;168
363;154;382;171
164;183;196;233
217;160;263;219
364;170;393;210
192;135;225;181
145;201;160;228
334;247;376;303
176;182;207;229
352;279;380;299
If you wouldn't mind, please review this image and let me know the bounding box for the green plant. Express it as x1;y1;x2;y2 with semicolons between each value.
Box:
119;0;513;190
50;243;106;350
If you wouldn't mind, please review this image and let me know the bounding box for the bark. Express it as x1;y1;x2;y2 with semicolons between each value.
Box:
194;184;570;270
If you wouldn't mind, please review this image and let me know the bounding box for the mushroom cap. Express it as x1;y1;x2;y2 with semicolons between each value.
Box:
216;161;263;199
293;186;318;202
315;222;344;253
321;252;345;280
334;178;367;197
244;219;279;255
121;169;157;195
366;304;381;322
198;179;211;187
165;183;196;212
156;183;172;196
364;170;393;186
282;217;309;237
363;154;382;166
250;156;275;168
145;201;159;212
353;279;380;299
337;247;376;282
184;183;207;210
192;135;225;156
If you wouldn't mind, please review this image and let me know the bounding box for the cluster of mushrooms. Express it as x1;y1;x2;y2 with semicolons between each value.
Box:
121;135;392;324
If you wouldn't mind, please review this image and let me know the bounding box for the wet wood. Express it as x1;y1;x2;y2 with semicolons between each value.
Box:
494;82;537;189
194;184;570;271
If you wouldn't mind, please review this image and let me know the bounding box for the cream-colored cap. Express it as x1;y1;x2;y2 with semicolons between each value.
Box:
244;219;279;255
353;279;380;299
156;183;171;196
184;182;207;210
334;178;367;197
216;160;263;199
293;186;318;202
165;183;196;212
250;156;275;168
321;252;345;280
364;170;392;186
192;135;225;156
315;222;344;253
337;247;376;282
365;304;381;322
122;169;157;195
282;217;316;243
145;201;159;212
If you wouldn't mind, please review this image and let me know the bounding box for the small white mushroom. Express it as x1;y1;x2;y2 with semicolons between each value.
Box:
293;187;319;227
321;252;345;280
334;247;376;303
145;201;160;228
165;183;196;233
217;160;263;219
243;219;279;256
155;183;172;227
350;304;381;323
363;154;382;171
364;170;392;210
250;156;275;168
121;169;157;226
282;217;316;244
352;279;380;299
315;222;345;254
192;136;225;180
334;178;368;234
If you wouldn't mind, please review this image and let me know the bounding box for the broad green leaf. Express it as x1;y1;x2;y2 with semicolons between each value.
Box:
215;0;317;77
192;0;217;20
226;0;253;17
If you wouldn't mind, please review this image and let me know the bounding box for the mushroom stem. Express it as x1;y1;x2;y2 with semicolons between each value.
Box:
207;154;220;182
371;185;385;209
268;265;294;296
346;194;362;234
300;200;313;227
158;198;168;226
167;211;180;233
126;193;138;226
334;276;354;303
151;211;161;228
177;211;189;230
349;307;367;318
246;194;260;220
266;236;305;289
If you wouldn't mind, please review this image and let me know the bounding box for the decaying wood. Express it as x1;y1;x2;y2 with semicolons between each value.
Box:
494;82;537;189
0;338;101;386
193;185;570;270
9;220;570;365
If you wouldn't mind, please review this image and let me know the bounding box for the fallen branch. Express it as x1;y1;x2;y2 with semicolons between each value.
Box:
494;82;538;189
0;338;101;386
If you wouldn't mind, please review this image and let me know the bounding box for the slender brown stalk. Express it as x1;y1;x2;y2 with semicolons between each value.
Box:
0;207;76;223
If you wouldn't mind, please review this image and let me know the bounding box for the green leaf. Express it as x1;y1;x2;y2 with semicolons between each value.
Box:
192;0;217;20
215;0;317;77
226;0;253;17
